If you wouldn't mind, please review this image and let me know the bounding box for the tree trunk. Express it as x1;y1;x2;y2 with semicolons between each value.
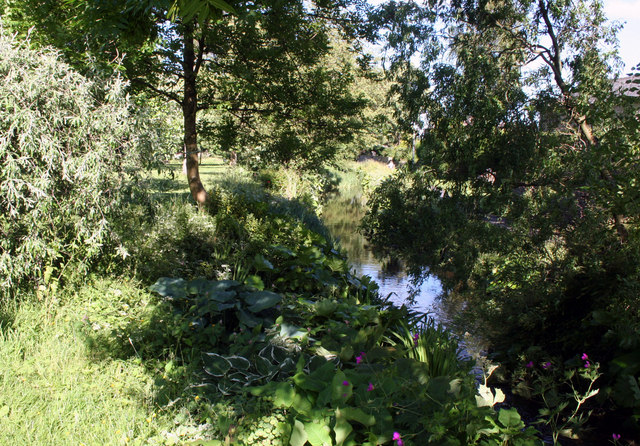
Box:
182;22;208;205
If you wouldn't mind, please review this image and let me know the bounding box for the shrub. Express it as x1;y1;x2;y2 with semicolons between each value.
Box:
0;30;163;298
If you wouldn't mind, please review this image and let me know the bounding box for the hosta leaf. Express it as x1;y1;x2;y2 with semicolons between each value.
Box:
149;277;186;299
237;308;261;327
202;353;231;377
278;357;297;375
209;290;237;303
227;355;251;371
254;355;276;377
243;290;282;312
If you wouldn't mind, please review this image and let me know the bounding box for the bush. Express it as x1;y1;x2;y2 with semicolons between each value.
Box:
0;31;164;298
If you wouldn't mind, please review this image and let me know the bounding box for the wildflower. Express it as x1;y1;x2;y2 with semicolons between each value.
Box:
581;353;589;361
356;352;365;364
584;361;591;368
342;380;349;386
613;433;621;441
413;332;419;346
525;361;534;368
543;362;552;369
392;432;404;446
367;382;374;392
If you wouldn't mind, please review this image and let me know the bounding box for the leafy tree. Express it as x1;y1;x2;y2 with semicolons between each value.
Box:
3;0;370;204
364;0;640;425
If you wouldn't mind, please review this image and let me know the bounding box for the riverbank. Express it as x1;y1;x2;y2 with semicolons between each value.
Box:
0;159;542;445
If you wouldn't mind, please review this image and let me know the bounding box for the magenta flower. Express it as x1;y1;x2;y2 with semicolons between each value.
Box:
613;433;621;441
392;432;403;446
543;362;552;369
367;382;374;392
413;332;419;346
342;380;349;386
584;361;591;368
581;353;589;361
525;361;534;368
356;352;365;364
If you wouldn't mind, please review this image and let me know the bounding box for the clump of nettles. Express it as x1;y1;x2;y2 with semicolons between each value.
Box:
233;410;287;445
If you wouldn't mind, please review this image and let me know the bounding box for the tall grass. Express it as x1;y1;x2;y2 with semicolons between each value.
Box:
0;281;210;445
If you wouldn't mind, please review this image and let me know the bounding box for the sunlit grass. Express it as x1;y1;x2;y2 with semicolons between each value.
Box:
0;282;209;445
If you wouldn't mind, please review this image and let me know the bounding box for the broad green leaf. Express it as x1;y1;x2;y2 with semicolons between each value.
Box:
292;392;314;416
212;301;236;311
243;290;282;312
248;382;277;397
209;290;237;303
334;410;353;446
293;372;325;392
498;407;524;429
476;384;505;407
187;278;210;295
149;277;187;299
245;275;265;290
227;355;251;371
202;353;231;377
253;254;274;271
340;407;376;427
280;322;307;339
310;361;335;382
237;308;261;327
290;419;308;446
274;382;295;408
278;357;297;375
304;421;332;446
331;371;352;403
254;356;276;377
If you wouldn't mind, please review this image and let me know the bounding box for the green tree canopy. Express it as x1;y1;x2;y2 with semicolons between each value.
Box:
3;0;371;203
364;0;640;369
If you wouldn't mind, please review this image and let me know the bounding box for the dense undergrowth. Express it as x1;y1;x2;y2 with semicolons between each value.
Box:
1;154;545;444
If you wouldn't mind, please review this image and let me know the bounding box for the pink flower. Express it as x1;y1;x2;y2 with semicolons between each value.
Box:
613;433;621;441
525;361;534;368
581;353;589;361
543;362;552;369
356;352;365;364
392;432;403;446
584;361;591;368
367;382;374;392
342;380;349;386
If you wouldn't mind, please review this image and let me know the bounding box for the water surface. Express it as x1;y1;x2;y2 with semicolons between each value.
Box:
322;198;443;316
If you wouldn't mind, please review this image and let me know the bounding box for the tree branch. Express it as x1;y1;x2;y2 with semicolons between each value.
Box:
131;78;182;106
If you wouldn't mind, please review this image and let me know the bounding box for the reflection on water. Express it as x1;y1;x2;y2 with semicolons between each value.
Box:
323;197;443;316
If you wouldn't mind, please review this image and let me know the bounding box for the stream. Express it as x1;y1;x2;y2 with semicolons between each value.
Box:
322;197;444;318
